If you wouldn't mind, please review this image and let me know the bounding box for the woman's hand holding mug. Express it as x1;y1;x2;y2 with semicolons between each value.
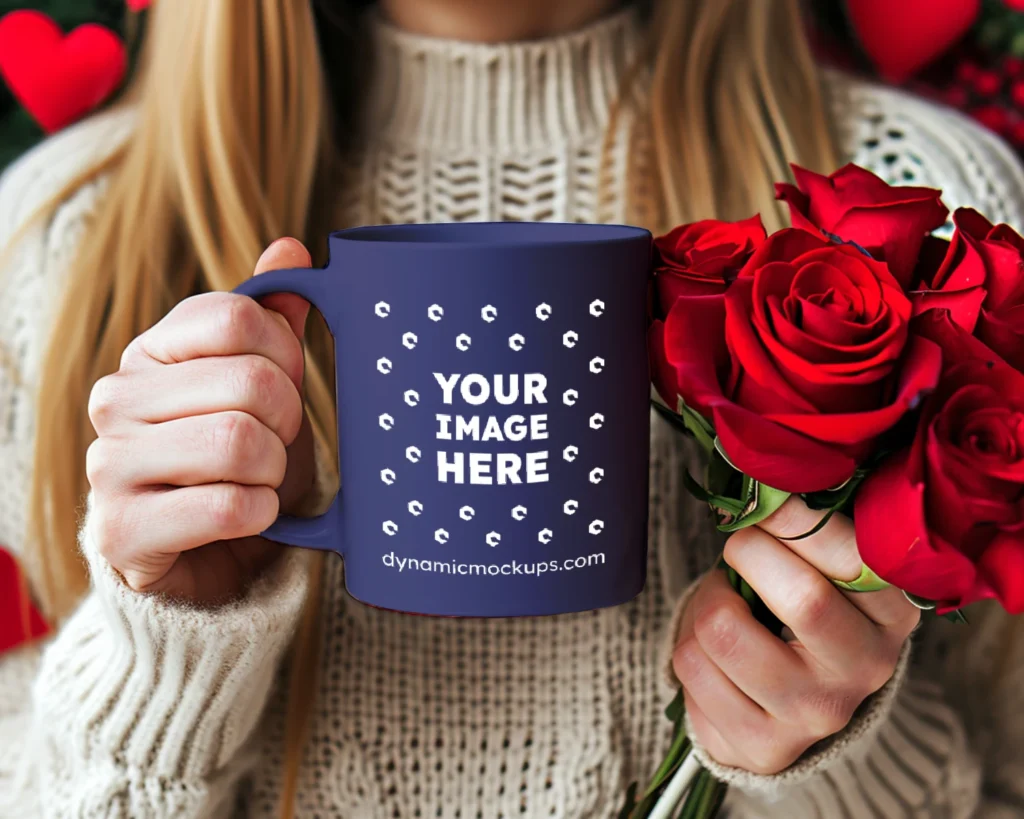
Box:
86;238;316;603
90;222;655;618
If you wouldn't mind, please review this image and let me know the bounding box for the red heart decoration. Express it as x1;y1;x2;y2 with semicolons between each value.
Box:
126;0;154;11
846;0;981;83
0;10;126;133
0;546;49;656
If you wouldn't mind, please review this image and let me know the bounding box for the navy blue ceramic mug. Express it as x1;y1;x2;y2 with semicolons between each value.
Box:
234;222;652;617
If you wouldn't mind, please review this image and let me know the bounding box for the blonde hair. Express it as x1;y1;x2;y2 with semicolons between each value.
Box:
18;0;837;815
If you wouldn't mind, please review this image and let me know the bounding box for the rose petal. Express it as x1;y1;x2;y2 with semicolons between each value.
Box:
724;277;818;412
648;320;681;409
775;183;826;239
770;298;893;363
917;217;987;292
790;165;851;229
766;298;905;377
656;268;729;305
976;531;1024;614
954;207;997;240
932;381;1024;484
764;334;943;444
653;216;769;312
754;291;909;413
783;165;948;288
957;208;1024;308
789;256;880;317
660;295;731;417
923;424;1011;548
786;298;879;348
711;401;858;492
910;286;987;333
977;240;1024;309
730;363;830;415
737;228;831;280
830;201;949;288
855;451;977;604
911;309;1008;372
977;305;1024;372
823;164;942;209
753;242;908;333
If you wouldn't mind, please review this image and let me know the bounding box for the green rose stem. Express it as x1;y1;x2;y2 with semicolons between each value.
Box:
646;752;703;819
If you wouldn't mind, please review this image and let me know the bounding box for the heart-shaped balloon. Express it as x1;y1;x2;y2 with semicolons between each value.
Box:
0;547;48;656
126;0;154;11
845;0;981;83
0;10;126;133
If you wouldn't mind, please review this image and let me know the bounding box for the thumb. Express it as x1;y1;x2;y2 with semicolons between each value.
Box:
252;237;313;340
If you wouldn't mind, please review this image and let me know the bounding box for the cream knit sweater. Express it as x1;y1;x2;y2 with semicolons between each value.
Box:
2;8;1024;818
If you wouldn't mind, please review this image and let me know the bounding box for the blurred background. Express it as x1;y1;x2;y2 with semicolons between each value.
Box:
3;0;1024;171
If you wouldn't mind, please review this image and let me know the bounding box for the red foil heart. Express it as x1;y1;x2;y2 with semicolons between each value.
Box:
0;547;49;655
846;0;981;83
0;10;127;133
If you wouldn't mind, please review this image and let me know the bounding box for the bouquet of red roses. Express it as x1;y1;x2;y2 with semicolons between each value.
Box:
622;164;1024;819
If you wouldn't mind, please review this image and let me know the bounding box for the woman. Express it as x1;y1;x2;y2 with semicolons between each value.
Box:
0;0;1021;816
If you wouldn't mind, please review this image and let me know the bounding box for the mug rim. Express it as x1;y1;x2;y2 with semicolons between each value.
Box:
330;221;651;250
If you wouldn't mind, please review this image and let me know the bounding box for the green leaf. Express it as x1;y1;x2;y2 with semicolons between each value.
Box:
706;448;742;499
620;696;694;818
802;469;869;513
651;401;692;436
650;398;716;455
678;769;730;819
617;782;639;819
831;565;890;593
677;769;710;819
623;739;693;817
677;397;716;453
641;731;691;799
736;577;759;607
778;508;836;541
681;470;747;518
942;609;970;626
665;689;685;724
904;592;938;611
716;481;791;533
713;437;741;471
696;777;729;819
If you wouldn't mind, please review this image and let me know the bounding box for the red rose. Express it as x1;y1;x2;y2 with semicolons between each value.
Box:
909;210;989;332
855;312;1024;613
650;229;942;493
653;216;767;308
979;296;1024;372
776;163;949;288
950;209;1024;372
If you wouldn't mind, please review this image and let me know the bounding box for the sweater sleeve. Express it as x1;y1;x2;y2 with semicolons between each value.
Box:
719;606;1024;819
0;501;311;818
0;110;314;817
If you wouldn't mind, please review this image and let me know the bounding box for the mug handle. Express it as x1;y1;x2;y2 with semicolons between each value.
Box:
233;267;343;553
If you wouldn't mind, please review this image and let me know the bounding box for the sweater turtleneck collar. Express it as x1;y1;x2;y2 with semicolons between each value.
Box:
364;4;645;152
